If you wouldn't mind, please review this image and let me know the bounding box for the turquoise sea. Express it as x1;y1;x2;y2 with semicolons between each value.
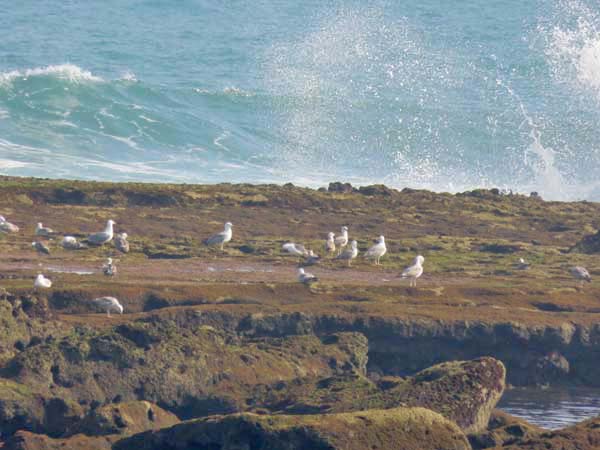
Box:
2;0;600;200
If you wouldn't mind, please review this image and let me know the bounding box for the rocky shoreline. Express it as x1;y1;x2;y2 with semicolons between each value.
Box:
1;176;599;448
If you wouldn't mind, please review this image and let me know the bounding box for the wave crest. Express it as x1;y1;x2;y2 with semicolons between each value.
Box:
0;64;103;87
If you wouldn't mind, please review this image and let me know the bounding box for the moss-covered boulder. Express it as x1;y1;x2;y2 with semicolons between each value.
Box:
69;401;179;436
115;407;471;450
3;431;114;450
255;356;505;434
468;409;543;449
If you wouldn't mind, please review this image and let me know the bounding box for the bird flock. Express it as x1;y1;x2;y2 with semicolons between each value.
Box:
0;214;595;315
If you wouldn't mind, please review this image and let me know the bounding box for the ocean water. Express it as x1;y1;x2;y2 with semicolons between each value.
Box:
2;0;600;200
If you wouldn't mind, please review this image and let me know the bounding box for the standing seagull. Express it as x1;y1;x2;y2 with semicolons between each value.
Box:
298;268;318;285
365;235;387;265
402;255;425;287
62;236;87;250
35;222;54;237
0;216;19;233
335;226;349;255
325;232;336;256
570;266;591;285
337;240;358;267
102;258;117;277
32;241;50;255
114;233;130;253
34;274;52;289
204;222;233;251
93;297;123;317
87;220;116;246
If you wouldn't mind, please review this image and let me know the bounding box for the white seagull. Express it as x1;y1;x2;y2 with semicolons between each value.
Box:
0;216;19;233
337;240;358;267
282;242;308;257
114;232;130;253
325;232;336;255
570;266;591;285
32;241;50;255
516;258;530;270
365;235;387;265
87;220;116;246
34;274;52;289
93;296;123;317
35;222;54;237
402;255;425;287
62;236;87;250
298;268;318;285
334;226;349;254
204;222;233;251
102;258;117;277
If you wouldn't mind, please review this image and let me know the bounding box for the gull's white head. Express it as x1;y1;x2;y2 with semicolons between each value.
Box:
37;222;43;228
224;222;233;229
107;220;116;225
415;255;425;265
341;226;348;233
298;268;305;274
36;274;43;280
107;257;113;264
116;303;124;314
0;216;5;223
31;242;36;247
121;233;128;239
519;258;525;264
328;232;335;239
351;240;358;248
378;235;385;243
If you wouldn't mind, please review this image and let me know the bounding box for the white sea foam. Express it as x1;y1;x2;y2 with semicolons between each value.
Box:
0;64;103;87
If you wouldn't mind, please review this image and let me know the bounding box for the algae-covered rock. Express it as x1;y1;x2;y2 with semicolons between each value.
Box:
468;409;543;449
501;415;600;449
115;407;471;450
256;356;505;434
4;431;114;450
69;401;179;436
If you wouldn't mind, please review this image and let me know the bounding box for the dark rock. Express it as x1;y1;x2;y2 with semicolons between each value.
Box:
570;229;600;254
327;182;354;193
535;351;570;385
468;409;542;449
480;243;522;254
358;184;394;196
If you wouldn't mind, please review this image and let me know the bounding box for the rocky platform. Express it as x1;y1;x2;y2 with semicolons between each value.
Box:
0;176;599;448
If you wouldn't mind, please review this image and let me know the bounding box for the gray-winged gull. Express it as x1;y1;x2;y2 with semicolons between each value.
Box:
282;242;308;257
334;226;349;254
87;220;116;245
204;222;233;251
32;241;50;255
298;267;318;284
35;222;54;237
336;240;358;267
114;232;130;253
570;266;591;285
34;274;52;289
303;250;320;266
102;257;117;277
0;216;19;233
365;235;387;265
517;258;530;270
62;236;87;250
402;255;425;287
93;296;123;317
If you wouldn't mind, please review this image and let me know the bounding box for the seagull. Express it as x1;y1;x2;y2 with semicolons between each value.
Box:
61;236;87;250
87;220;116;246
303;250;321;266
93;296;123;317
102;258;117;277
365;235;387;265
204;222;233;251
325;232;336;255
516;258;530;270
335;226;349;254
0;216;19;233
35;222;54;237
337;240;358;267
402;255;425;287
114;233;130;253
34;274;52;289
282;242;308;257
298;268;318;285
570;266;591;285
32;241;50;255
